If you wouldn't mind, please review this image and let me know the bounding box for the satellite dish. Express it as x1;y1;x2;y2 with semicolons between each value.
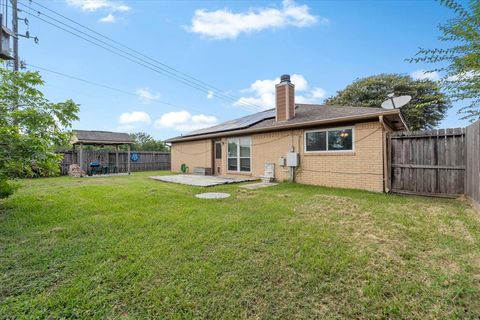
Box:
381;94;412;109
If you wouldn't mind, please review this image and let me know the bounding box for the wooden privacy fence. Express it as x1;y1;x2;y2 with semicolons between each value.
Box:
389;128;466;197
59;151;170;175
388;120;480;209
466;121;480;209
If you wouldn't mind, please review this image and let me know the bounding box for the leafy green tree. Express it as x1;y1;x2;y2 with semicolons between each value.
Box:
0;66;79;197
130;132;169;151
408;0;480;120
325;74;451;130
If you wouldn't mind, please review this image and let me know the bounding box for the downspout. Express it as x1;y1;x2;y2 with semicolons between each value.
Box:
288;129;301;183
290;130;295;183
379;116;390;193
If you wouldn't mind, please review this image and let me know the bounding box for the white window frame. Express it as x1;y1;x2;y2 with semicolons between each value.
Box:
227;136;252;173
304;126;355;153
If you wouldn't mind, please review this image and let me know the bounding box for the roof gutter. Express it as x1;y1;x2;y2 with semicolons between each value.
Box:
166;109;402;143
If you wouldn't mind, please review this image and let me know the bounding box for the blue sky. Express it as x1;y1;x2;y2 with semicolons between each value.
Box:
18;0;470;139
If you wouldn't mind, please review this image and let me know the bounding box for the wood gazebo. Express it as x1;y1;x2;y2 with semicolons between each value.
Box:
71;130;135;176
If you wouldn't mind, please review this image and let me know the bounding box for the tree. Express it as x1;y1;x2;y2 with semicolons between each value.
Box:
130;132;169;151
0;66;79;198
408;0;480;121
325;74;451;130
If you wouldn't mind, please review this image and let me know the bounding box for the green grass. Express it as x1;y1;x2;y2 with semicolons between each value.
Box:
1;171;479;319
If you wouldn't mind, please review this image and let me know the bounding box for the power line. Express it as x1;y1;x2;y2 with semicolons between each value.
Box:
28;63;137;96
28;0;255;109
19;7;260;113
25;62;205;112
18;2;264;112
17;4;240;105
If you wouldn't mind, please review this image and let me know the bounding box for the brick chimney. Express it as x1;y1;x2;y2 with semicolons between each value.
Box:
275;74;295;121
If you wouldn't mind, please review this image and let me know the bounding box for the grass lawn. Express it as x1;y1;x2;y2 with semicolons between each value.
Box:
1;171;479;319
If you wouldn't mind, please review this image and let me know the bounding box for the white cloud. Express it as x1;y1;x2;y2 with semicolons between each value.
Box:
119;111;151;124
249;78;278;95
66;0;131;12
235;74;326;110
207;90;214;99
311;87;326;99
99;13;116;23
155;111;190;128
154;111;218;132
447;71;478;81
296;87;327;104
188;0;325;40
136;88;160;103
410;70;441;81
290;74;309;91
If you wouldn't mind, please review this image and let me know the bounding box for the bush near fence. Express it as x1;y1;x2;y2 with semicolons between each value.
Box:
59;151;170;175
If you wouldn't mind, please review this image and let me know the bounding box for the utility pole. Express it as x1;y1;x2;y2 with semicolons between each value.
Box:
11;0;18;71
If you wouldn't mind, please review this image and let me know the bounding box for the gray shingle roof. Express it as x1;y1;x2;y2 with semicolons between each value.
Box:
72;130;135;145
246;104;392;130
165;104;406;143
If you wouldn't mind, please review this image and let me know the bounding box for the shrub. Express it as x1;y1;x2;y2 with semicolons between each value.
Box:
0;179;18;199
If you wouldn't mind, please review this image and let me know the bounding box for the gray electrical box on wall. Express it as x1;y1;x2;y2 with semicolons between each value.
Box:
286;152;299;167
0;26;14;60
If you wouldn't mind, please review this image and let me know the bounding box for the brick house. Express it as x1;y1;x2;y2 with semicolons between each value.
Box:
165;75;407;192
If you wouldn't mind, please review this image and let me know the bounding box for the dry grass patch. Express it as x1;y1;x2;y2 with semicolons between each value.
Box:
235;189;257;200
293;194;364;218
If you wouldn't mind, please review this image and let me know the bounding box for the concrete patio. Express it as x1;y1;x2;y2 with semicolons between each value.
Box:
150;174;257;187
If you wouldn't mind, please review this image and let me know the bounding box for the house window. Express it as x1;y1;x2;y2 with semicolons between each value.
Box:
227;137;251;172
215;142;222;159
305;127;354;152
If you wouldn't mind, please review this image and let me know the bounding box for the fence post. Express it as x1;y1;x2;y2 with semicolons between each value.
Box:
79;144;84;177
465;120;480;210
115;146;119;173
127;145;131;175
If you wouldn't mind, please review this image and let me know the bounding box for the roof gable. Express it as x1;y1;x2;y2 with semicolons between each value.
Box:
72;130;135;145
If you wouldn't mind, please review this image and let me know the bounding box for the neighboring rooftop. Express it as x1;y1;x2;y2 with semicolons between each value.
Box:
71;130;135;145
165;104;407;143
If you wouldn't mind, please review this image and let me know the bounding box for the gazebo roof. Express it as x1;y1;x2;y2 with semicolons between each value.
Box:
71;130;135;145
